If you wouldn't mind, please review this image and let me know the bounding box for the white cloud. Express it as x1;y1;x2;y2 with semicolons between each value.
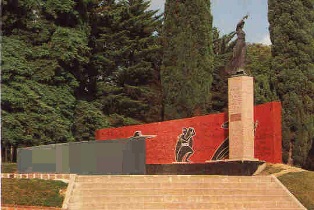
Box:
258;34;272;46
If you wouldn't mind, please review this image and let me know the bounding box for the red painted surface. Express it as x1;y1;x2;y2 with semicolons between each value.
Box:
254;101;282;163
95;102;282;164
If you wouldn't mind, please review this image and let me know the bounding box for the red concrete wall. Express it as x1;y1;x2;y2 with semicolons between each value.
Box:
95;102;282;164
254;102;282;163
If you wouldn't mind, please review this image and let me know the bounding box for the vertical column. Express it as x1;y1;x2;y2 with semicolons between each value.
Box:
228;76;255;160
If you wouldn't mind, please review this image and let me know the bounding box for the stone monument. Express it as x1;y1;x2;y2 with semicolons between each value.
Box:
228;76;254;159
228;15;255;160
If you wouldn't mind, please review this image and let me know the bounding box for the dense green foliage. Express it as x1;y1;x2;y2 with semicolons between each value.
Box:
161;0;214;120
1;0;163;160
89;0;163;125
72;101;110;141
246;44;277;104
268;0;314;168
211;28;235;112
2;0;85;150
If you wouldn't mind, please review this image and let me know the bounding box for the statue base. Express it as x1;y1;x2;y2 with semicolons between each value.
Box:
228;75;254;160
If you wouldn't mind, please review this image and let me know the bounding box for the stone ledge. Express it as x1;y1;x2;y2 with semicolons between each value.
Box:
146;160;266;175
1;173;72;182
62;174;77;209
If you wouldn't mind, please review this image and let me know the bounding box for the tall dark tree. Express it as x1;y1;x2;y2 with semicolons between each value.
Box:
89;0;163;126
161;0;214;120
268;0;314;167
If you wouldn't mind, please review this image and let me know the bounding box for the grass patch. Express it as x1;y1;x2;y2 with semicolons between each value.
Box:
278;171;314;210
1;179;67;207
2;163;17;173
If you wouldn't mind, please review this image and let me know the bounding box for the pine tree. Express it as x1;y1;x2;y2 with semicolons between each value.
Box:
89;0;163;126
161;0;214;120
268;0;314;167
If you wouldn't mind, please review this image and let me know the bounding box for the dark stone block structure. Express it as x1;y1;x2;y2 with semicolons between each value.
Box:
17;138;146;175
146;160;265;176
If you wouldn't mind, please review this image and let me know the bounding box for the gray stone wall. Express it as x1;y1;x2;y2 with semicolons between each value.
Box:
17;138;146;175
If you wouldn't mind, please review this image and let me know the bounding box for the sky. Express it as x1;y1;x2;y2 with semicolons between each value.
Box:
149;0;271;45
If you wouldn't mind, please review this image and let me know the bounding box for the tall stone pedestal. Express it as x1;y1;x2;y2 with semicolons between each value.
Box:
228;76;255;160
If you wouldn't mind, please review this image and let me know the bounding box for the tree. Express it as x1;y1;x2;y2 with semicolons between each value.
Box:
211;28;236;112
72;101;110;141
89;0;163;126
268;0;314;167
1;0;164;163
1;0;94;161
161;0;214;120
1;36;76;147
246;44;277;104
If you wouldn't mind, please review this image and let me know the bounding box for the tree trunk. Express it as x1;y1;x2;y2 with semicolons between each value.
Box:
13;146;17;162
10;145;13;162
4;146;8;162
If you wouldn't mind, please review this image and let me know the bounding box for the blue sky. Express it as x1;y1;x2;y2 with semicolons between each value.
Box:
149;0;271;45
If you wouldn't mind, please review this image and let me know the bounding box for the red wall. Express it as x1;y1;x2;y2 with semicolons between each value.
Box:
95;102;282;164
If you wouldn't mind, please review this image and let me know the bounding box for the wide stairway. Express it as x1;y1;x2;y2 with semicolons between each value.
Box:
67;175;305;210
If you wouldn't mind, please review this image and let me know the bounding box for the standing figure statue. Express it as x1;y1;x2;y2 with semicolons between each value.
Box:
227;15;249;75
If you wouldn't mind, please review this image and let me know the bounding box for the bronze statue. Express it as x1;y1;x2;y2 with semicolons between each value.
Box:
227;15;249;76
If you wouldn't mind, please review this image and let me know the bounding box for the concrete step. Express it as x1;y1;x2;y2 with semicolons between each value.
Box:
68;200;300;209
74;181;278;189
76;175;274;183
67;175;305;210
73;188;286;196
69;194;293;203
72;188;287;196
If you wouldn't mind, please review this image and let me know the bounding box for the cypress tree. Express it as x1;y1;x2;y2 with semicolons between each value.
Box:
268;0;314;167
161;0;214;120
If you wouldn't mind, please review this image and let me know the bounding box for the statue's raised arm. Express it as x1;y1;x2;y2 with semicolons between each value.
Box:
242;14;249;21
236;15;249;30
